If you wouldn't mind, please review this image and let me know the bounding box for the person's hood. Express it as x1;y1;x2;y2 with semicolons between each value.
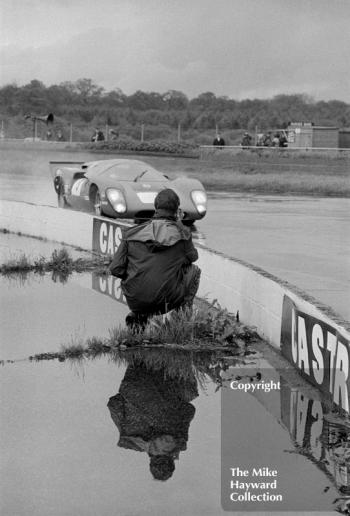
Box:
123;218;191;248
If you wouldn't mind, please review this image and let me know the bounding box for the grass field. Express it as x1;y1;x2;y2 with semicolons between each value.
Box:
1;142;349;197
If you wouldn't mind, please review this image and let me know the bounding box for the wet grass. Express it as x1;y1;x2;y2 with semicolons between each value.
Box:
0;248;108;276
1;253;33;272
27;303;259;363
201;170;350;196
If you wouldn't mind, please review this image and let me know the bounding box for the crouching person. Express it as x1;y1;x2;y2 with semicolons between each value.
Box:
109;189;201;329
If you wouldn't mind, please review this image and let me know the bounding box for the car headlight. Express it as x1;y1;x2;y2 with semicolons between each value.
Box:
106;188;127;213
191;190;207;214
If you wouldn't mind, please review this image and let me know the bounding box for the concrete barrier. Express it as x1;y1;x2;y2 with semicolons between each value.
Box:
0;200;92;250
1;200;350;412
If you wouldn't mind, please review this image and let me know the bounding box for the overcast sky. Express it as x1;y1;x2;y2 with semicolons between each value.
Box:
0;0;349;101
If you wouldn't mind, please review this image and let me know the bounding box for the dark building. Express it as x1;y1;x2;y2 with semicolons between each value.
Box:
287;122;340;149
339;129;350;149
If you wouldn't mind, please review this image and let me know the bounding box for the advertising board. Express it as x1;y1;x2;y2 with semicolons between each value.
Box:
281;295;350;413
92;217;128;256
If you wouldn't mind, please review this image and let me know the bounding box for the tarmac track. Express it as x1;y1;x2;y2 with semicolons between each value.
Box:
198;193;350;321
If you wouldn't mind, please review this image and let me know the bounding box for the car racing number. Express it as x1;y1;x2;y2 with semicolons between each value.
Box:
71;178;88;196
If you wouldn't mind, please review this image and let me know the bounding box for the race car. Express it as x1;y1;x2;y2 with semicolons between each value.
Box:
50;158;207;225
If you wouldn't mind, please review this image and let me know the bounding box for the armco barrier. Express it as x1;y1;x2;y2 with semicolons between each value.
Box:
1;200;350;412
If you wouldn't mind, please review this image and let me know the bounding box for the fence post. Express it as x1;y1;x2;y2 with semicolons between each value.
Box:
141;123;144;142
69;123;73;143
177;122;181;143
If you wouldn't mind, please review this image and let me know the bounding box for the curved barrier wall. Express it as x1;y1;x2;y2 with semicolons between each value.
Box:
1;200;350;413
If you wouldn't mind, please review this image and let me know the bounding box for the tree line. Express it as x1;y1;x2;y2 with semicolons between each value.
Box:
1;78;349;143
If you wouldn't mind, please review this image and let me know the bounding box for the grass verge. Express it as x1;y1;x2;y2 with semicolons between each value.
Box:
1;146;349;197
0;248;108;276
27;303;259;363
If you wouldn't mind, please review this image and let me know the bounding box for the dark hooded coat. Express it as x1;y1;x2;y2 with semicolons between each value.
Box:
109;216;198;314
107;363;198;452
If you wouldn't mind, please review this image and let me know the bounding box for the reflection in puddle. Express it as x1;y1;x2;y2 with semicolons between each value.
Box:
282;381;350;495
0;231;92;263
0;270;129;360
106;350;350;510
221;362;350;512
2;344;350;514
91;271;127;306
105;350;257;486
108;360;198;481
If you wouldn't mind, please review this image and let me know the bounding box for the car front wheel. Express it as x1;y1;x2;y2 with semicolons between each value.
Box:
182;219;195;227
92;187;102;216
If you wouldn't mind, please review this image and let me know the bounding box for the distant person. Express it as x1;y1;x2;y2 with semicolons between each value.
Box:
278;133;288;147
46;130;52;141
256;133;264;146
109;129;119;141
263;132;273;147
56;130;64;141
97;129;105;141
241;132;252;148
272;133;280;147
109;188;201;329
91;128;105;142
213;134;225;147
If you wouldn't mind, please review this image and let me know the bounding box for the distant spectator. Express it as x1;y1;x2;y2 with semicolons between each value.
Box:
213;134;225;147
56;130;64;141
46;130;52;140
241;132;252;148
263;132;273;147
91;128;105;142
109;129;119;141
256;133;264;146
97;129;105;141
272;133;280;147
278;133;288;147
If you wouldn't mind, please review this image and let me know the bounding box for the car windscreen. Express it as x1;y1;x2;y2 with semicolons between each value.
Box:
95;162;166;181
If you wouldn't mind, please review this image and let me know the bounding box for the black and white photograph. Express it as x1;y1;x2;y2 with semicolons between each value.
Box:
1;1;349;515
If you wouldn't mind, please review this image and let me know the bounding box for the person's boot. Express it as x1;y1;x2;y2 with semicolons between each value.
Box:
125;312;148;331
125;312;137;329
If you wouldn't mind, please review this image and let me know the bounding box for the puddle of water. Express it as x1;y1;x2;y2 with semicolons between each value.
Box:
221;364;348;512
1;238;350;515
1;350;349;516
0;272;129;360
0;233;92;263
0;356;224;516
